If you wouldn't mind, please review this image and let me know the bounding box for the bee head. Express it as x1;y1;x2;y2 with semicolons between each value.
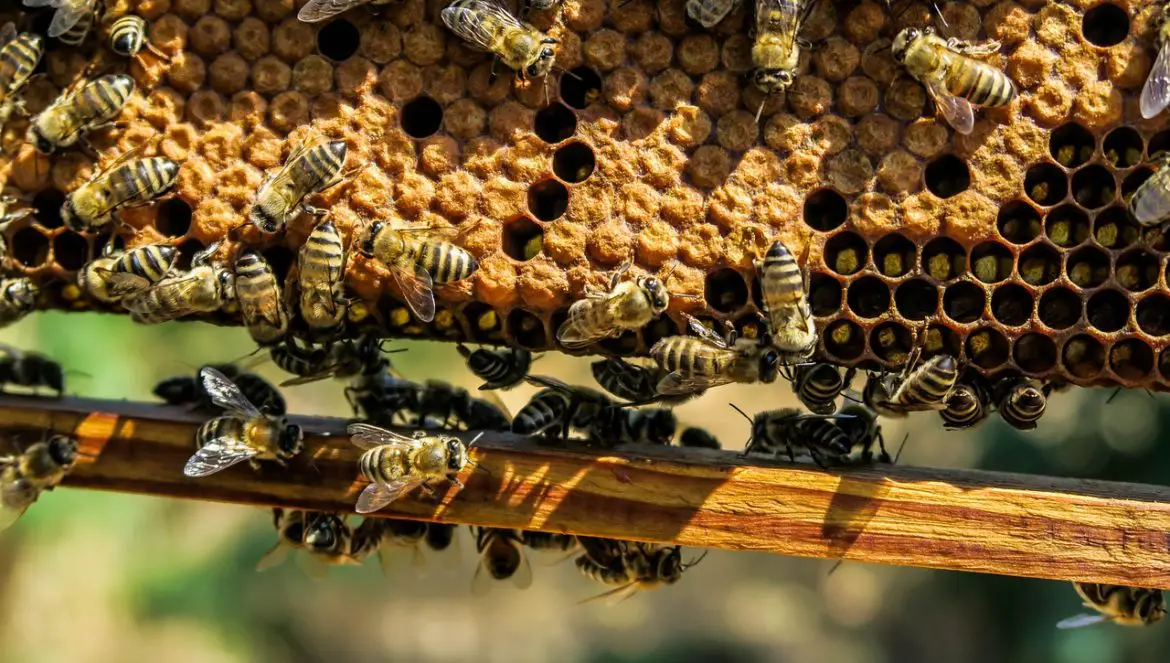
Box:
636;276;669;313
646;409;677;445
216;269;236;300
655;546;684;583
526;41;558;79
6;279;36;308
445;438;467;471
278;423;304;458
1139;590;1167;625
752;68;795;94
305;515;341;550
758;347;781;383
27;124;55;155
248;202;279;234
360;222;383;256
891;28;917;62
47;435;79;466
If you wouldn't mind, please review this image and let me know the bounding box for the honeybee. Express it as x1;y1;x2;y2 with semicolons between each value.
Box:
24;0;99;45
994;377;1046;431
521;529;578;554
512;374;612;438
0;194;33;228
588;406;677;447
62;148;181;232
457;344;532;390
679;426;721;449
0;345;65;395
756;240;816;361
1128;157;1170;227
153;363;286;415
0;277;37;328
0;24;44;130
939;377;991;430
751;0;815;121
441;0;559;81
411;379;511;431
346;370;421;423
235;250;289;346
257;509;359;576
786;363;855;415
0;434;80;531
123;243;235;324
108;15;170;63
1058;583;1165;629
78;242;178;303
28;74;135;154
890;27;1017;135
649;314;781;396
348;423;480;513
184;367;304;477
1142;4;1170;119
686;0;741;28
472;527;534;595
520;0;560;16
737;405;880;468
863;349;959;418
556;264;670;349
249;138;347;234
576;538;706;605
297;0;397;21
296;217;348;333
357;221;479;323
277;336;395;387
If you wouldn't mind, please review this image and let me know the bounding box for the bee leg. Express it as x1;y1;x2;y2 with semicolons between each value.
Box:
249;459;263;472
449;475;465;490
144;42;173;63
488;56;501;84
303;204;328;217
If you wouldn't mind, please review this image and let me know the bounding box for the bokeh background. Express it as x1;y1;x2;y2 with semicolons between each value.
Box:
0;311;1167;663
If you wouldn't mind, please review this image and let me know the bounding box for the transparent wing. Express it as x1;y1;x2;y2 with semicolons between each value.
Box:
524;374;577;394
0;22;16;45
297;553;331;580
279;366;342;387
87;162;169;219
683;314;729;349
441;0;523;52
926;78;974;135
471;557;496;597
395;225;462;241
1056;613;1109;630
123;273;208;322
22;0;56;6
556;299;609;348
103;271;151;298
578;582;642;606
686;0;740;27
510;552;534;590
348;422;421;450
355;478;422;513
47;0;95;38
200;367;263;418
391;263;436;323
655;371;730;395
183;437;258;477
297;0;371;22
755;0;804;55
0;501;30;533
1142;44;1170;119
255;542;291;571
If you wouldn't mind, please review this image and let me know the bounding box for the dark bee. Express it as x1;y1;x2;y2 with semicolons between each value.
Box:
590;358;695;407
153;363;285;415
278;335;396;387
0;345;65;396
346;371;422;424
575;537;706;604
457;344;532;390
785;363;855;415
863;353;959;418
738;406;881;468
425;523;458;552
521;530;578;554
414;380;511;431
678;427;721;449
512;375;612;439
588;406;677;448
939;376;992;430
994;376;1046;431
472;527;533;595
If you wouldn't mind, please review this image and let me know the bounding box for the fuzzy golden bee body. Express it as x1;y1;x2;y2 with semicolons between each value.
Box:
649;314;780;396
0;277;37;328
28;74;135;154
297;217;347;333
349;423;478;513
62;154;180;232
441;0;558;80
757;240;817;361
123;245;234;324
0;434;79;531
235;250;289;346
0;24;43;129
556;270;669;349
359;221;479;323
78;243;177;303
1058;583;1165;629
250;139;346;233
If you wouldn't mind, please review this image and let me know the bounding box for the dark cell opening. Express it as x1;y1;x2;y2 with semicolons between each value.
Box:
966;329;1009;369
1115;249;1158;292
894;278;939;320
873;233;915;278
52;232;88;271
501;217;544;262
808;272;843;317
823;319;865;361
969;241;1013;284
1121;168;1153;199
560;66;603;109
31;188;65;230
1038;287;1081;329
803;189;848;232
317;18;360;61
508;308;548;350
1103;127;1143;168
921;236;966;281
705;268;748;313
527;179;569;221
1071;165;1116;210
1063;334;1105;378
997;200;1042;244
598;332;639;356
1049;123;1095;168
1110;339;1153;381
463;301;504;343
1150;131;1170;159
643;316;681;349
1024;162;1068;206
1044;205;1090;247
1017;243;1060;286
1136;294;1170;336
534;104;578;144
11;227;48;268
824;231;868;276
991;283;1031;326
174;238;206;271
942;281;984;323
1086;289;1130;333
552;142;595;183
1161;349;1170;382
1081;3;1129;47
924;154;970;199
1014;333;1058;373
261;245;296;284
401;96;443;139
846;276;891;319
156;198;192;238
1067;245;1109;289
870;322;913;363
1093;206;1138;249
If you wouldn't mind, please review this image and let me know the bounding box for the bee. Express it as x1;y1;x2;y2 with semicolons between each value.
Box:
519;0;560;16
1142;3;1170;119
278;336;396;387
756;240;816;361
77;242;178;303
108;15;170;63
184;367;304;477
649;314;781;397
1128;157;1170;227
863;349;959;418
257;509;359;576
0;434;80;531
123;243;235;324
249;138;347;234
786;363;855;415
588;358;694;408
62;149;181;232
576;538;706;605
556;264;670;349
994;377;1046;431
413;379;511;431
0;277;38;328
751;0;816;121
358;221;479;323
348;423;480;513
472;527;534;595
457;344;532;391
521;529;578;554
153;363;286;415
588;405;677;447
28;74;136;154
512;374;613;438
686;0;741;28
938;376;992;430
679;426;721;449
1058;583;1166;629
0;345;65;395
0;194;33;227
737;405;882;468
890;27;1017;135
296;217;348;333
24;0;99;45
0;24;44;130
235;250;289;346
425;522;458;552
346;371;421;423
442;0;558;81
297;0;397;22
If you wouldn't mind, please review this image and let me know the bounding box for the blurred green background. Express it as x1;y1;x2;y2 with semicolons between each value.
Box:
0;311;1167;663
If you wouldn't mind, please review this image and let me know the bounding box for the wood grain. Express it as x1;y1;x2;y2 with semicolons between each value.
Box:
4;394;1170;588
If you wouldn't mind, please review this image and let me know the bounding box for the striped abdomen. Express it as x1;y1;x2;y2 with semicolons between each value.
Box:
998;382;1045;430
758;240;806;312
0;33;43;100
1129;164;1170;226
291;140;346;196
299;218;346;330
109;15;146;57
575;552;633;586
892;355;958;408
235;250;288;345
409;239;478;283
358;445;408;484
57;9;95;46
72;74;134;125
106;157;180;209
461;345;530;389
650;337;735;379
125;265;226;324
591;358;659;401
110;243;176;283
944;52;1016;107
195;416;246;451
512;389;570;435
793;418;852;459
940;383;988;430
792;363;847;414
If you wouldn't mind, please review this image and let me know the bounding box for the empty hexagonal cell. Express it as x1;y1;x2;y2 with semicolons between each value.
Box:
824;231;868;275
317;18;359;61
31;189;66;230
1151;130;1170;158
997;200;1042;244
1115;249;1159;291
509;308;548;349
156;198;192;238
1043;205;1090;247
894;278;939;320
502;217;544;261
802;189;848;232
870;322;913;363
1013;333;1057;374
1024;162;1068;206
11;226;49;268
990;283;1030;326
925;324;961;357
1103;127;1143;168
705;268;748;313
1110;339;1153;381
1066;246;1110;289
808;272;842;317
1017;243;1060;286
1121;168;1153;200
1063;334;1105;378
552;142;595;183
1093;206;1139;249
921;238;966;282
846;276;890;318
1049;123;1095;169
528;180;569;221
1071;165;1116;210
1086;289;1130;333
822;319;865;360
966;329;1009;369
52;232;88;271
402;96;443;139
174;238;205;271
262;245;296;283
463;302;504;343
873;233;915;278
1081;3;1129;46
561;67;602;109
1136;294;1170;336
969;241;1013;284
924;154;970;199
1038;287;1081;329
942;281;984;323
534;104;577;144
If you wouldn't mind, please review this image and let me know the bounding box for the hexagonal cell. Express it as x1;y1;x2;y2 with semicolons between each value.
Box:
317;18;359;61
1115;249;1159;292
990;283;1030;326
870;322;912;363
1071;165;1116;210
924;154;970;199
1013;333;1057;374
1044;205;1090;248
997;201;1042;245
1063;334;1105;378
52;232;88;271
1066;245;1110;289
1103;127;1143;168
1136;294;1170;337
873;233;915;278
402;96;443;139
966;329;1009;369
1110;339;1153;381
11;227;49;268
1024;162;1068;207
1038;287;1081;330
1049;123;1094;169
157;198;193;238
734;313;771;345
846;275;890;318
534;104;578;144
1017;243;1060;286
463;302;505;343
528;180;569;221
822;319;865;360
803;189;848;232
1121;168;1153;200
1093;206;1139;249
924;324;962;357
32;188;66;230
502;217;544;261
824;231;868;276
705;267;748;313
942;280;984;323
808;272;843;316
174;238;206;271
894;278;938;320
1086;289;1130;333
553;142;595;183
508;308;548;349
561;67;602;109
1150;130;1170;158
969;241;1013;284
921;236;966;281
1081;3;1129;47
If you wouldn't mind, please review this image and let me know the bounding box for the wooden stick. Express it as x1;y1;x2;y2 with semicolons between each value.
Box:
4;394;1170;588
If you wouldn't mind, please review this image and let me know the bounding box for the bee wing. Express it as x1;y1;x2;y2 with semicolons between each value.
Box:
279;367;342;387
255;541;292;571
755;0;804;53
556;299;608;348
510;551;534;590
578;582;642;606
297;0;370;22
470;555;496;596
655;371;729;396
683;314;729;349
183;436;259;477
1056;613;1110;629
390;263;436;323
395;224;462;241
348;422;421;450
686;0;740;28
355;478;422;513
925;78;975;135
123;271;207;321
200;367;264;418
1142;43;1170;119
0;23;16;45
47;0;95;38
441;0;523;52
102;271;152;298
0;499;31;533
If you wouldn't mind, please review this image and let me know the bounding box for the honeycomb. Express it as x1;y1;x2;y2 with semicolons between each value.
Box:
0;0;1168;389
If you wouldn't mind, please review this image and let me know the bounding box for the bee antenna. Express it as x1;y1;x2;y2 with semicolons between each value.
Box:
728;403;752;424
755;95;768;124
467;431;485;448
892;432;909;465
556;66;582;81
682;550;708;570
826;559;844;576
1105;387;1122;404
